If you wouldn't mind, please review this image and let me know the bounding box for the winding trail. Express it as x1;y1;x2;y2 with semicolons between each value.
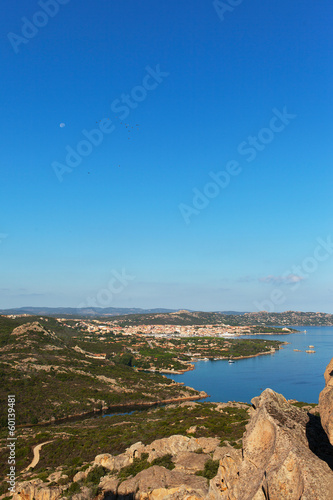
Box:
22;440;54;472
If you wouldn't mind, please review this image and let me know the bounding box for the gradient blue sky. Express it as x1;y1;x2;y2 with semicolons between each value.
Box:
1;0;332;312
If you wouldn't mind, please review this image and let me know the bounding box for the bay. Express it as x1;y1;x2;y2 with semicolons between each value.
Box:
165;326;333;404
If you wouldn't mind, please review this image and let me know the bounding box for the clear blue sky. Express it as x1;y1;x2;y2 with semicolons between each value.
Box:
1;0;332;312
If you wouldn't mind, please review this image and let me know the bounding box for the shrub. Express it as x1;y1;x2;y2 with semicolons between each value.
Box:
230;440;242;449
58;477;70;485
118;453;149;480
151;454;175;470
84;465;107;485
90;485;102;497
36;471;49;482
195;459;219;481
70;457;83;467
65;481;81;497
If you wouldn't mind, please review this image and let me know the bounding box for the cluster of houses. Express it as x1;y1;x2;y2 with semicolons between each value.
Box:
55;318;254;338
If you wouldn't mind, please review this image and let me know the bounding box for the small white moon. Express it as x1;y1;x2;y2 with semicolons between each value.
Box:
59;123;66;128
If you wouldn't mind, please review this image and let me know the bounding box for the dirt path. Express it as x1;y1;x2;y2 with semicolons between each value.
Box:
22;440;53;472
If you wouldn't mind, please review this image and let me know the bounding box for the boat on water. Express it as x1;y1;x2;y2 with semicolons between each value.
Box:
228;359;235;364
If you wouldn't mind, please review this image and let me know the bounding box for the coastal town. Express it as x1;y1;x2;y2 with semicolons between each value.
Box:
54;317;293;339
1;313;286;376
38;317;285;374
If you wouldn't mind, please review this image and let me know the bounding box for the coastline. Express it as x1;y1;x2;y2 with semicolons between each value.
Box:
140;344;288;374
136;365;195;375
17;392;208;428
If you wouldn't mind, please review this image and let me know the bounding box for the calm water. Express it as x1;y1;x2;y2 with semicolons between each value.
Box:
165;326;333;404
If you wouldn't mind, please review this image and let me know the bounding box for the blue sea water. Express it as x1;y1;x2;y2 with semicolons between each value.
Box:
165;326;333;404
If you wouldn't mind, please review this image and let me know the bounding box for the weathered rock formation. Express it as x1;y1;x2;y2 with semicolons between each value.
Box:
94;435;220;473
210;388;333;500
319;357;333;446
11;322;45;336
116;465;209;499
10;479;65;500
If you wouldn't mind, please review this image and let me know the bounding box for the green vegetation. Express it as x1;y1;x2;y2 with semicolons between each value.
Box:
196;459;220;481
118;452;175;481
95;309;302;328
224;338;280;358
64;481;81;497
0;317;201;427
84;465;108;484
290;401;318;409
71;332;282;372
0;402;250;481
118;453;150;480
249;326;296;334
151;453;175;470
106;311;228;327
36;471;49;481
0;316;21;346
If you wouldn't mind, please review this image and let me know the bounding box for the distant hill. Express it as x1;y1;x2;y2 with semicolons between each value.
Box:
0;307;249;317
87;310;333;327
0;306;178;317
107;310;228;326
241;310;333;326
216;311;248;316
0;308;332;325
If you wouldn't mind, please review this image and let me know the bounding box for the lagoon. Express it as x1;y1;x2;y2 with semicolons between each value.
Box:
165;326;333;404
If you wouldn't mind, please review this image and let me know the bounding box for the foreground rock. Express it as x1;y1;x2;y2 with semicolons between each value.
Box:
10;479;65;500
319;357;333;446
94;435;220;472
211;388;333;499
117;465;209;499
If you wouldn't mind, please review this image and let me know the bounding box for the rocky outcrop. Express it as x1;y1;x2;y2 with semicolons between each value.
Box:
11;322;45;336
116;465;209;499
210;388;333;499
173;451;210;474
319;357;333;446
145;436;219;462
94;441;145;472
11;479;65;500
94;435;220;475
